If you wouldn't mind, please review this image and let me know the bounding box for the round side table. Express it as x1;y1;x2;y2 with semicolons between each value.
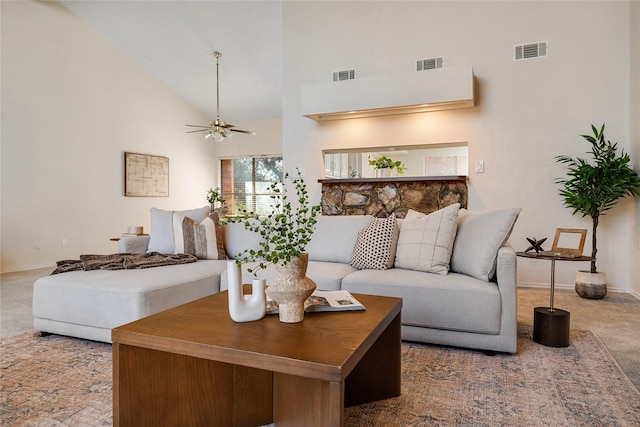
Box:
516;252;594;347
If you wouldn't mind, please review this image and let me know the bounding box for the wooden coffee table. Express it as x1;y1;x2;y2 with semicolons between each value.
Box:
112;291;402;427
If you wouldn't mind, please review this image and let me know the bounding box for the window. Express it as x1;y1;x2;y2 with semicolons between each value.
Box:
423;145;468;176
323;143;468;178
324;152;362;178
220;157;283;215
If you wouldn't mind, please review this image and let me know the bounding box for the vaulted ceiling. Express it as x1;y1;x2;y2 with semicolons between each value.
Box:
59;1;283;122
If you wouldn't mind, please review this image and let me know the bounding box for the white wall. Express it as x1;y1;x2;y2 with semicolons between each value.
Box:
283;1;638;292
631;1;640;297
214;118;282;162
1;1;214;272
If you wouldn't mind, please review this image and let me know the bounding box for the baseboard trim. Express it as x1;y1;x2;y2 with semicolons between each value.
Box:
518;282;637;298
1;264;54;275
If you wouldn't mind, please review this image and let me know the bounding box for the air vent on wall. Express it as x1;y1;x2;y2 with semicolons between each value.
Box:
332;69;356;82
515;41;548;60
417;57;443;71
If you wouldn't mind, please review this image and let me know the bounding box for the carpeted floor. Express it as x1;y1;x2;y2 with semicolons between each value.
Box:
2;326;639;426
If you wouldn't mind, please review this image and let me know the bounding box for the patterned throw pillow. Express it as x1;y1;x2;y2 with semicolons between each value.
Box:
349;214;399;270
173;211;227;260
394;204;460;274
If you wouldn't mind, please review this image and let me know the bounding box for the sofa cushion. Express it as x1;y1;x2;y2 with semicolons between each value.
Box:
349;214;399;270
394;204;460;274
148;206;210;254
342;268;501;335
305;215;373;263
450;208;521;281
173;212;227;260
220;260;356;292
32;260;227;342
221;219;264;260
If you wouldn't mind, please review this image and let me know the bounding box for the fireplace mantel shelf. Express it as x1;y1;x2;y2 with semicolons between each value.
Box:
318;176;468;184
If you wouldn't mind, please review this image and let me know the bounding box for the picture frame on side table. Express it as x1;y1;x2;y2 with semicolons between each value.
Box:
549;228;587;257
124;152;169;197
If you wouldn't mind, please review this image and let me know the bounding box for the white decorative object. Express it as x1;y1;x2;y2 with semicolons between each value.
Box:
127;226;143;235
226;261;266;322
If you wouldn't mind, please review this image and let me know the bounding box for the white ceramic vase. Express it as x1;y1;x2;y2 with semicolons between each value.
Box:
376;168;391;178
266;254;316;323
226;261;266;322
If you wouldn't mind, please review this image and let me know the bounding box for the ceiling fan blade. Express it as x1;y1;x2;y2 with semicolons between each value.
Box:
230;129;256;135
185;124;210;128
186;129;210;134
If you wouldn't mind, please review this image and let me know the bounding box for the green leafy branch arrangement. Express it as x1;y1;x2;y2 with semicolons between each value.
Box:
555;123;640;272
225;169;321;274
368;155;407;174
207;187;225;205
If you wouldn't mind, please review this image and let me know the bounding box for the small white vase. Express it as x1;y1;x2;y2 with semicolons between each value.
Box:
226;261;266;322
376;168;391;178
266;254;316;323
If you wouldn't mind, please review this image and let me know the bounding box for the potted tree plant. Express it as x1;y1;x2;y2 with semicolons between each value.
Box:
368;155;407;177
555;124;640;298
225;170;321;322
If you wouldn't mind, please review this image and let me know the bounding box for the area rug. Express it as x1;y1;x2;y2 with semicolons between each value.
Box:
2;326;639;426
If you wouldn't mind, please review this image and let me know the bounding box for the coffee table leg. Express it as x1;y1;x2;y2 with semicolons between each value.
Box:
271;312;401;427
273;373;344;426
345;311;402;407
113;344;273;427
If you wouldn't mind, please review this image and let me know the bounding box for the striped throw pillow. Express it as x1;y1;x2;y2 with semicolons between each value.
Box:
173;211;227;260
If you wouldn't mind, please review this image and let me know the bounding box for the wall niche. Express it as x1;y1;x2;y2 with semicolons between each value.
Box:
319;176;467;218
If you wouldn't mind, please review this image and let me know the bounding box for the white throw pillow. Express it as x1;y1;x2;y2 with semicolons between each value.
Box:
450;208;521;281
147;206;210;254
394;204;460;274
349;214;399;270
221;219;264;260
173;212;227;260
306;215;374;264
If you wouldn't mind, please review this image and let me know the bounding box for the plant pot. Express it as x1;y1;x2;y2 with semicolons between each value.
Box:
214;206;229;215
266;253;317;323
376;168;391;178
575;270;607;299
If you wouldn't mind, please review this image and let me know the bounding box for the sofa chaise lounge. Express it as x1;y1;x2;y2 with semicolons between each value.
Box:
33;204;520;353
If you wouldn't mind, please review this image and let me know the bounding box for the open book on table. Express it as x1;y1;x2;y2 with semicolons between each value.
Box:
266;290;365;314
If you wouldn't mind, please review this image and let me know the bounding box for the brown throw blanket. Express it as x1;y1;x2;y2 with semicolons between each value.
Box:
51;252;198;275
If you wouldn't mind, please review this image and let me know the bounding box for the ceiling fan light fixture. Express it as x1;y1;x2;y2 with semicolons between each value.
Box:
185;51;254;141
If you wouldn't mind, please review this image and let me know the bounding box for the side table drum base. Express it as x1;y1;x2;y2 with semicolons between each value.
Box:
533;307;570;347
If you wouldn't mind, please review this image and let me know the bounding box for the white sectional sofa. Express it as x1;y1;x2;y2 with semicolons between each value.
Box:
33;205;520;353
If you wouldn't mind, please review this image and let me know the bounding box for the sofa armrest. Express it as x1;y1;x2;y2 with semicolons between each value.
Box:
495;244;518;353
118;236;150;254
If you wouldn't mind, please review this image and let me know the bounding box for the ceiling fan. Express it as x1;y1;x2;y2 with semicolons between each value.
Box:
186;51;255;141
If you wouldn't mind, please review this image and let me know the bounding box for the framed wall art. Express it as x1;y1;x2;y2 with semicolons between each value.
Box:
124;152;169;197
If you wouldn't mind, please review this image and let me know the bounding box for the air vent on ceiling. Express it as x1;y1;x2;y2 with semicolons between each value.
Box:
417;57;444;71
514;41;548;61
332;69;356;82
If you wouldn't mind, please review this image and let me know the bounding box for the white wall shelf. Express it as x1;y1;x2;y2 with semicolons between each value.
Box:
302;65;475;121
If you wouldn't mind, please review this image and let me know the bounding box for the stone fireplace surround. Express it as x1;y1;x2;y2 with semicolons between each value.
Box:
319;176;467;218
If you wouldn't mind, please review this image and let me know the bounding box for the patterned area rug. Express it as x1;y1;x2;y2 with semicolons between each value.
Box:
2;326;639;426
